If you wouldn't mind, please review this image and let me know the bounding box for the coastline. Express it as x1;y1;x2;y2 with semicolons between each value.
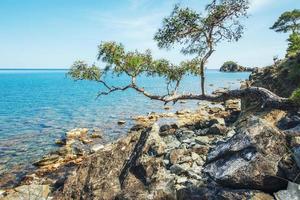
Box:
2;92;299;199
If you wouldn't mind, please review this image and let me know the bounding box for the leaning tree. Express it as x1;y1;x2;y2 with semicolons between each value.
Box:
270;9;300;34
271;9;300;57
154;0;249;95
68;0;298;110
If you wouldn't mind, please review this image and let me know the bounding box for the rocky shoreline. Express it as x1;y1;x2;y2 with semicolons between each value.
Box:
1;96;299;199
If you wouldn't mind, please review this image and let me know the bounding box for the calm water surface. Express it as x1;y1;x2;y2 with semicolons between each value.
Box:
0;69;250;176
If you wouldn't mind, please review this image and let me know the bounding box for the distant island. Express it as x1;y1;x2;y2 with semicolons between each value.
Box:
219;61;256;72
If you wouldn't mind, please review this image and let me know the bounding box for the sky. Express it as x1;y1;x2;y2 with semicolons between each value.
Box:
0;0;298;69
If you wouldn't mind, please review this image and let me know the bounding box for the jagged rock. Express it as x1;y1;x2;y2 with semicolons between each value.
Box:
54;125;177;200
2;184;50;200
277;115;300;130
204;116;288;192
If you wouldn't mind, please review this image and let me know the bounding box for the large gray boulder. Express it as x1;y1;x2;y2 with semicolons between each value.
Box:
204;116;289;192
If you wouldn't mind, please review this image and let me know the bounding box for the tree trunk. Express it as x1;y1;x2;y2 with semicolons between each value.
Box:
200;63;205;96
201;74;205;96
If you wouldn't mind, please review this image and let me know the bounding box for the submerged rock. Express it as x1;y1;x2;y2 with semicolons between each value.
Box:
66;128;88;139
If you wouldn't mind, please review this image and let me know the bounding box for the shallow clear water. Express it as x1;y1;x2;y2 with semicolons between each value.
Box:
0;69;250;175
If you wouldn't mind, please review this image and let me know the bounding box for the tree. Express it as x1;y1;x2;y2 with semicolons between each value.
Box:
154;0;249;95
68;1;297;111
287;33;300;57
271;9;300;57
270;9;300;34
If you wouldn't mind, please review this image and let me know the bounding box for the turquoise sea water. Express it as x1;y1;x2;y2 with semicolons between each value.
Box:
0;69;250;177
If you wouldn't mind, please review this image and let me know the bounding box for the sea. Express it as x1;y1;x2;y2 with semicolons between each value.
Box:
0;69;250;180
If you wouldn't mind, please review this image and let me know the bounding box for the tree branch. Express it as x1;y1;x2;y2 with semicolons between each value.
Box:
95;82;298;111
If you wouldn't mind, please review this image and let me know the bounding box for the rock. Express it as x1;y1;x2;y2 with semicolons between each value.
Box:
90;131;103;139
225;99;241;110
175;129;195;142
277;115;300;130
159;123;178;136
33;154;60;166
70;141;91;156
176;109;191;115
290;136;300;147
293;146;300;169
55;138;66;145
284;124;300;137
169;149;189;165
55;125;177;200
177;187;274;200
117;120;126;125
3;184;50;200
164;106;171;110
194;136;210;145
176;176;188;184
204;116;288;192
66;128;88;139
274;181;300;200
130;124;146;132
179;100;187;104
207;124;227;135
195;128;209;136
91;144;104;152
250;55;300;98
170;164;189;175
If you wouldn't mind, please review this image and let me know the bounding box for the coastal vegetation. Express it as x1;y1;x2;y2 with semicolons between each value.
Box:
69;0;297;110
270;9;300;57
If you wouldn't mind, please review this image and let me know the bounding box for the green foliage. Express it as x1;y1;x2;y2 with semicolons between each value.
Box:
68;61;102;81
222;61;238;68
154;0;249;95
69;42;193;86
290;87;300;105
154;0;249;56
69;0;250;97
287;33;300;57
270;9;300;34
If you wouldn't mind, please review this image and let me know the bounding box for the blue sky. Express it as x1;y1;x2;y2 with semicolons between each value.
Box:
0;0;298;69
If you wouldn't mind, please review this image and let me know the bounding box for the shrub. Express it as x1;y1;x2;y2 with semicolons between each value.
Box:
290;87;300;105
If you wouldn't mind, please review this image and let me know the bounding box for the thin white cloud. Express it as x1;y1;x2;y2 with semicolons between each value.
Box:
249;0;273;13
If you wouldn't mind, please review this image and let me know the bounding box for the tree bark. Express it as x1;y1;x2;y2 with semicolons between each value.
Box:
201;73;205;96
